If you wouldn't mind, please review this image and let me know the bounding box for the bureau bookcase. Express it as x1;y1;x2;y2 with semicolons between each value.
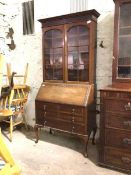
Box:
99;0;131;173
35;10;100;157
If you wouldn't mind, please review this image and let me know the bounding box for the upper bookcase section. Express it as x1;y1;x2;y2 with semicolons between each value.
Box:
39;10;100;83
113;0;131;83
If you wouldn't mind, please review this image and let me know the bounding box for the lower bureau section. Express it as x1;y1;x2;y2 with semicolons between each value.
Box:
102;147;131;173
35;100;96;157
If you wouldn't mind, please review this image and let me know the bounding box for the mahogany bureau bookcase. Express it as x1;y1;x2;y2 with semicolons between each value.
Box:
35;10;100;157
99;0;131;173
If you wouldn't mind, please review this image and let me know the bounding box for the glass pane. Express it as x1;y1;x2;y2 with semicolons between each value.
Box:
79;46;89;65
79;35;89;46
79;68;89;81
52;38;63;48
118;3;131;78
54;48;63;65
120;3;131;27
68;52;79;65
68;36;77;46
44;29;63;81
68;26;77;36
79;25;88;35
119;38;131;58
45;29;62;38
44;30;53;38
78;26;89;46
52;30;62;37
118;67;131;78
44;49;53;65
44;38;52;48
68;69;78;81
45;67;53;80
67;25;89;82
54;68;63;80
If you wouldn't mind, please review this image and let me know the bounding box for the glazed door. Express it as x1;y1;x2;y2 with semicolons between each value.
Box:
43;26;64;81
113;1;131;82
65;23;90;83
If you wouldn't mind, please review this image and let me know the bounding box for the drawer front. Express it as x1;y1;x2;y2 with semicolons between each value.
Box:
36;101;59;112
59;104;84;115
101;91;131;99
104;147;131;171
45;111;71;122
36;101;85;124
105;113;131;130
105;99;131;114
105;129;131;150
43;118;71;132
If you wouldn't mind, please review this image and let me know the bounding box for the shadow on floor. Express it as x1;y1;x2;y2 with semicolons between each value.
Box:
21;127;98;164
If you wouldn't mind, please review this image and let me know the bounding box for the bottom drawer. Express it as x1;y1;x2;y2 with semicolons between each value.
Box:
44;119;71;132
104;147;131;171
43;119;86;135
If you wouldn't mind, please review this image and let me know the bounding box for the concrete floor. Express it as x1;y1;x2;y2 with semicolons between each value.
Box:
1;128;127;175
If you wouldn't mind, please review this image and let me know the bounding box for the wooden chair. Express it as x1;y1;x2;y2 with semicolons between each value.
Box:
0;128;21;175
0;61;30;141
6;63;30;135
0;54;14;141
0;96;14;142
0;54;5;96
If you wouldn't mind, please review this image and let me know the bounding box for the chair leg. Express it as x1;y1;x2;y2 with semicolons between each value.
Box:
10;116;13;142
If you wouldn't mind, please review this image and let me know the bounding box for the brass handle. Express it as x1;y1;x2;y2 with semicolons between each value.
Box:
72;117;75;122
43;105;46;110
123;121;131;127
72;108;75;113
123;138;131;145
44;121;47;126
124;102;131;111
122;157;131;163
72;126;75;132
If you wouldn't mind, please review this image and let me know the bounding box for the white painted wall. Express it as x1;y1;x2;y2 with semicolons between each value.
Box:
0;0;115;127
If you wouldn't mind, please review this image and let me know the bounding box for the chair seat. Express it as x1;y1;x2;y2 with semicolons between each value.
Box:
0;110;13;117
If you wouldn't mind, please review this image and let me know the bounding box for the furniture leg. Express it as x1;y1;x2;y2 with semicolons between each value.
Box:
34;124;41;143
82;136;88;157
10;116;13;142
49;128;53;134
92;127;97;145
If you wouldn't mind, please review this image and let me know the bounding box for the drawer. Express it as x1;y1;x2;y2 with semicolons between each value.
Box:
105;129;131;150
36;101;59;112
45;111;71;122
43;118;71;132
104;147;131;171
105;113;131;130
60;104;84;115
105;99;131;114
37;107;85;124
101;91;131;99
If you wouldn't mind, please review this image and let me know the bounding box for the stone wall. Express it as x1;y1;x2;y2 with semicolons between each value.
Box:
0;0;115;127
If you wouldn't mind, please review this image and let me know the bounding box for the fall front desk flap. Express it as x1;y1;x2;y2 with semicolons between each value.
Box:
36;83;94;107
